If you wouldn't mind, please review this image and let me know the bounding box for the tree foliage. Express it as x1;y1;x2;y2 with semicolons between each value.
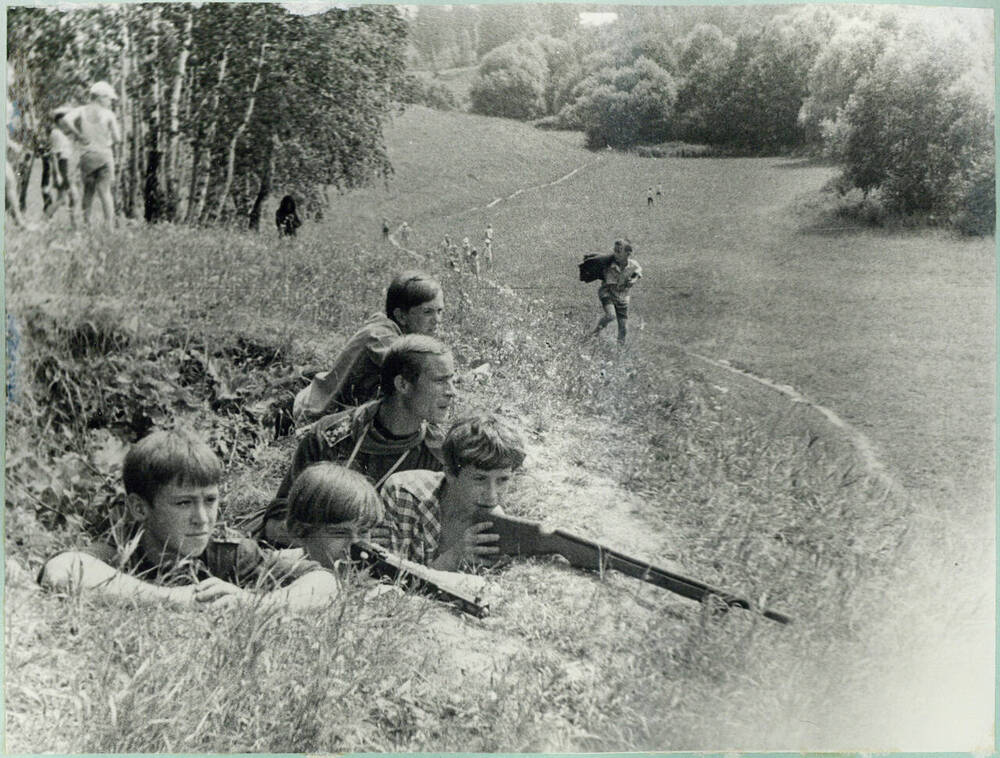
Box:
572;57;677;149
7;3;407;228
469;38;548;120
840;20;994;229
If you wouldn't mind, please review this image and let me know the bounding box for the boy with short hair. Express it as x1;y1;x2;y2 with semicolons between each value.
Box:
591;238;642;345
376;414;526;570
285;462;385;570
40;430;338;610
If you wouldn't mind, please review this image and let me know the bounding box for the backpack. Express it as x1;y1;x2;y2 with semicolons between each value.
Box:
578;253;614;283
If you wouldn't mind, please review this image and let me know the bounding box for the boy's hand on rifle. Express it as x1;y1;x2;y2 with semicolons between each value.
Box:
436;521;499;570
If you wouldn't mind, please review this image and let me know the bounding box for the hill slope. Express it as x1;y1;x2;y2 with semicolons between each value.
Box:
5;106;994;751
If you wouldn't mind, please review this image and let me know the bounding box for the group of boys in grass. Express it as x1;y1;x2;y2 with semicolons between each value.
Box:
40;226;641;613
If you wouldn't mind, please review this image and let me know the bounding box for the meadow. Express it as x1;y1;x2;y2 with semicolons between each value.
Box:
4;105;994;751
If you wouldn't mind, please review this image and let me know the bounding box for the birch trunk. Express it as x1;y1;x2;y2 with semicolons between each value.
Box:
165;7;193;221
210;32;267;224
190;48;228;225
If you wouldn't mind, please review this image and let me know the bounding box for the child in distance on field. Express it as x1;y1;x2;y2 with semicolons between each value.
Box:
39;429;338;611
591;239;642;345
647;187;654;207
469;246;480;278
483;224;494;268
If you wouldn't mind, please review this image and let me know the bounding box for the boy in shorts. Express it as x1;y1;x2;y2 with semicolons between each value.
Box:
40;430;338;611
64;81;121;229
375;414;525;570
591;239;642;345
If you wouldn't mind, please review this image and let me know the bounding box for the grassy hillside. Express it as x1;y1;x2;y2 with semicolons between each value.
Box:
5;105;993;751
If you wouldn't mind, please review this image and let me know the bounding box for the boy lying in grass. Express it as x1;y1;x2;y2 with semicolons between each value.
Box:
284;462;384;570
39;430;338;611
374;414;525;571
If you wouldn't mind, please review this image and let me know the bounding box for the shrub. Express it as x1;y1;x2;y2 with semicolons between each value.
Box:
398;74;459;112
839;22;995;230
469;38;548;120
573;57;677;149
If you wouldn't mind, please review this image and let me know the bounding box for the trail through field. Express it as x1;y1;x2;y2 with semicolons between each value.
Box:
466;153;994;749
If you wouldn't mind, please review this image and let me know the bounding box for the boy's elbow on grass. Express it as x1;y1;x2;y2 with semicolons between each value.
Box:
39;551;109;591
278;569;340;611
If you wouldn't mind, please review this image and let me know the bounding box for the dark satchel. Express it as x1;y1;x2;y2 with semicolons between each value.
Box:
578;253;614;283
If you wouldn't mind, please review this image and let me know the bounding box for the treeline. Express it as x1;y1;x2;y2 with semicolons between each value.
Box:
7;3;408;227
461;5;994;233
406;4;580;72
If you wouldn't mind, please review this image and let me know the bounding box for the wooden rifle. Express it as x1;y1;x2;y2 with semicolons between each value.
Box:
350;540;490;619
490;512;791;625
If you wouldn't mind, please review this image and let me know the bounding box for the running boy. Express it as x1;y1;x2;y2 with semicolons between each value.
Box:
376;414;526;570
40;429;338;611
591;239;643;345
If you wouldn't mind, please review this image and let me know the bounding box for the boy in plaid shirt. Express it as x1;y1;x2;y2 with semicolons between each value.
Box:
375;415;525;570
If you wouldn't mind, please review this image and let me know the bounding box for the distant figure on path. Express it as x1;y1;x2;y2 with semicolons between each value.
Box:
483;224;494;268
399;221;410;245
293;271;445;423
275;194;302;236
646;187;654;207
43;105;81;226
590;238;642;345
469;246;480;278
382;217;390;241
65;81;121;230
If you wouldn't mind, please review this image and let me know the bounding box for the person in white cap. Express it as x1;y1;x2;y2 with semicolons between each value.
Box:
65;80;121;229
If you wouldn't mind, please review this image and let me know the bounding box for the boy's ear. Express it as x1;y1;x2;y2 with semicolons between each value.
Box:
393;372;411;396
392;306;407;328
125;493;152;522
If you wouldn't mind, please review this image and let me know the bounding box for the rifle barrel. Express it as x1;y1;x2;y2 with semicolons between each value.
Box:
491;513;791;625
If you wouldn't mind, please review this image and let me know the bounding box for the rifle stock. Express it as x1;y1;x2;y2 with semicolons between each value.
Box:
351;540;490;619
490;512;791;625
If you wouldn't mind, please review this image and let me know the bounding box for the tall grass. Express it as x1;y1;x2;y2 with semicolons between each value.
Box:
4;106;943;751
